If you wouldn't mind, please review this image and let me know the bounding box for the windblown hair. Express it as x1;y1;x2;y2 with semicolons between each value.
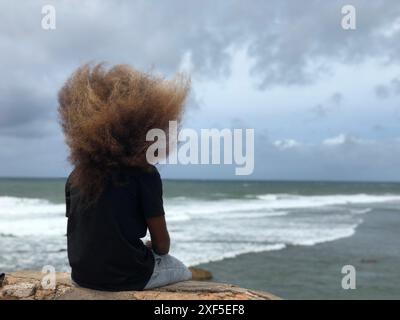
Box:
58;63;190;204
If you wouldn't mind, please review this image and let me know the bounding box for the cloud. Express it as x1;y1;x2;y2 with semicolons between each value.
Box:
247;1;400;88
330;92;343;105
273;133;372;149
372;124;385;132
391;77;400;94
322;133;367;146
375;75;400;99
310;92;343;118
323;134;347;145
2;1;400;136
0;83;56;136
273;139;301;150
375;84;391;99
310;104;329;117
321;133;378;148
252;133;400;181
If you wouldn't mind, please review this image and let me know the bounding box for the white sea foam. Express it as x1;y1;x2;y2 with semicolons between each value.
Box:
350;208;372;215
0;197;66;236
179;243;287;266
255;193;400;209
0;192;398;266
0;196;65;218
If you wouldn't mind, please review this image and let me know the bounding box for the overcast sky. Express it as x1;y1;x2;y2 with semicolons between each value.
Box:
1;0;400;181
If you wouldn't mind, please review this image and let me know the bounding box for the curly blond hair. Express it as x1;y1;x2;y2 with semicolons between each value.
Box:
58;63;190;203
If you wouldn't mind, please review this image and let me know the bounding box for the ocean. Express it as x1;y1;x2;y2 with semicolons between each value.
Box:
1;178;400;299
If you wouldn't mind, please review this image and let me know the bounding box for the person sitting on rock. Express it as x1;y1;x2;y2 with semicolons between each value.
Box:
58;63;192;291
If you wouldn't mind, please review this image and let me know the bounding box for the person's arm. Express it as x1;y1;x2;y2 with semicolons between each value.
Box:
138;167;169;254
146;215;170;255
65;176;71;217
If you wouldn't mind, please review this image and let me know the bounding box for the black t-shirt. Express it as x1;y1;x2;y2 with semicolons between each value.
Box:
65;166;165;291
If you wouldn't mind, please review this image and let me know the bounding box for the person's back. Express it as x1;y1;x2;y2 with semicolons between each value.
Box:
66;166;164;291
59;63;191;291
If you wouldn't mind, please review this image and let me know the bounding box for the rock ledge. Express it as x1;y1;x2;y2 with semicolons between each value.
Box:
0;271;280;300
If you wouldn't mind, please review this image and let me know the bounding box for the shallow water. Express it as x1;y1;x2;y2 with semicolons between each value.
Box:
199;207;400;299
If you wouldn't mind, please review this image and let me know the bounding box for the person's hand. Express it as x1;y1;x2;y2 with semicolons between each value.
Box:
145;240;152;249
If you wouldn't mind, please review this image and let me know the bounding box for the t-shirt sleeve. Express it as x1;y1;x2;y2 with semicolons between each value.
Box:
138;168;165;219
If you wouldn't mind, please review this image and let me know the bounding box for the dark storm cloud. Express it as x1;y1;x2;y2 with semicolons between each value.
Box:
2;0;400;137
0;85;53;124
0;73;57;137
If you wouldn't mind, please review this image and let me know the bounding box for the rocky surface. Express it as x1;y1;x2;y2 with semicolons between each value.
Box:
188;267;212;281
0;270;280;300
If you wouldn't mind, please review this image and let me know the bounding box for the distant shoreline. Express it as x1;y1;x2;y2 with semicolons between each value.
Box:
1;176;400;184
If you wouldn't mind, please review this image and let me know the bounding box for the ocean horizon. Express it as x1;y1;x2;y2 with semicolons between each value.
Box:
2;176;400;183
